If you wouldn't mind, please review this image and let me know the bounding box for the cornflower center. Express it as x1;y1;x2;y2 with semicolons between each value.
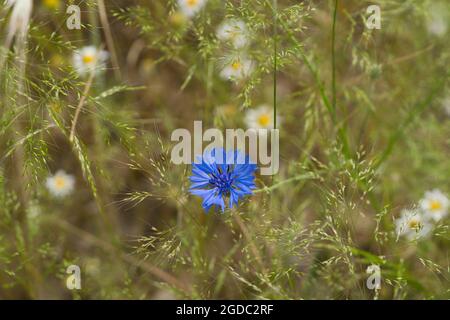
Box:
209;167;233;194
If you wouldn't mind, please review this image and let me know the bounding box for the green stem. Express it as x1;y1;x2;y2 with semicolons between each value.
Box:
255;172;318;193
273;0;277;130
331;0;338;114
330;0;351;157
264;0;351;158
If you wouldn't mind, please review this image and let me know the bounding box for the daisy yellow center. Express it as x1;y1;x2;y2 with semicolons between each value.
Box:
408;219;420;230
231;61;242;70
228;29;239;39
44;0;60;9
54;176;66;189
82;54;95;64
429;200;442;211
187;0;198;7
257;114;271;127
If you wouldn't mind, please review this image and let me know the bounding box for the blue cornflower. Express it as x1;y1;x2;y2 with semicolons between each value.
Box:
189;148;257;213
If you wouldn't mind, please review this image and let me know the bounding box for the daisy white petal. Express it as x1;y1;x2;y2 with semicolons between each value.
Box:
419;189;449;222
73;46;109;77
177;0;207;18
46;170;75;198
220;55;254;81
244;104;281;132
216;19;249;48
395;209;432;241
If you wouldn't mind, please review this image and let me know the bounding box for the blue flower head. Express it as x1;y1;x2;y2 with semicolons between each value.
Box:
189;148;257;213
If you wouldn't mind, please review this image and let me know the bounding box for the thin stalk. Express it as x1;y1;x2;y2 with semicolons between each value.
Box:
69;68;96;142
264;0;351;158
97;0;121;80
254;172;319;194
273;0;277;130
233;214;267;274
330;0;351;157
375;77;447;169
331;0;338;114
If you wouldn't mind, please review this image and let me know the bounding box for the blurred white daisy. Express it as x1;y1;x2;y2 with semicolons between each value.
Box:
216;19;249;48
73;46;109;77
395;209;432;241
220;56;254;81
426;4;447;37
85;257;101;276
419;189;449;222
177;0;207;18
46;170;75;198
245;105;280;131
27;201;42;219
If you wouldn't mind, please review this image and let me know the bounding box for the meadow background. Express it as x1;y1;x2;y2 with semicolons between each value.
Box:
0;0;449;299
